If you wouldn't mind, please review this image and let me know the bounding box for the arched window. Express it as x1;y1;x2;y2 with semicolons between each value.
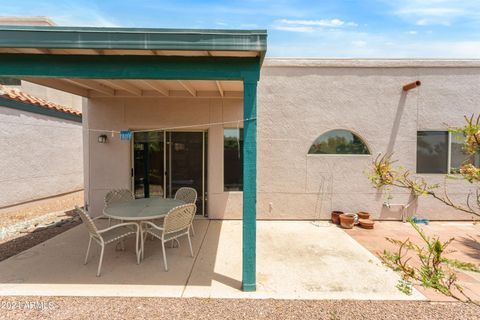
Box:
308;130;370;155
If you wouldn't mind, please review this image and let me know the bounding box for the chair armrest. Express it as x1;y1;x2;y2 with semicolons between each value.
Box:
98;222;139;234
141;220;165;231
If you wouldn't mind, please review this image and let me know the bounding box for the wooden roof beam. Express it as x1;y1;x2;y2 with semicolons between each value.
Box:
64;79;114;96
97;80;142;96
215;81;224;97
140;80;168;96
177;80;196;96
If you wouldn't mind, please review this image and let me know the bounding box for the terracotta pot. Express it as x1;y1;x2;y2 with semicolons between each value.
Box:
357;211;371;220
339;213;355;229
331;211;344;225
359;218;375;229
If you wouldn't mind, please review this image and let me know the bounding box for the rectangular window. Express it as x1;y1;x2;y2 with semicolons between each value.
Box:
417;131;449;173
417;131;480;174
224;128;243;191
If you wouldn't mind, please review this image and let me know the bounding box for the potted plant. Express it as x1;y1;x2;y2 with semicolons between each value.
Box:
357;211;371;219
331;211;344;225
339;213;355;229
358;218;375;229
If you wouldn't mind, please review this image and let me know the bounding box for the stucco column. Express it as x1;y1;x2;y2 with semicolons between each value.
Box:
242;80;257;291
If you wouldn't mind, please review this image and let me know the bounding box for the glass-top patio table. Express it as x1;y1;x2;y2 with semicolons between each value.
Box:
103;198;185;221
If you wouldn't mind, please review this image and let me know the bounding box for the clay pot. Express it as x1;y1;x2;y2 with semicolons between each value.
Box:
359;218;375;229
357;211;371;220
339;213;355;229
331;211;344;225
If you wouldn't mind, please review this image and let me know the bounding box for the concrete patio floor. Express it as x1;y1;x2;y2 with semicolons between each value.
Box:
0;220;425;300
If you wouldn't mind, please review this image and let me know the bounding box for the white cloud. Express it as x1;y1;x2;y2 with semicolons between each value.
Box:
388;0;480;26
273;18;358;32
278;18;344;27
274;25;315;32
53;12;120;27
352;40;367;47
408;30;418;35
268;26;480;58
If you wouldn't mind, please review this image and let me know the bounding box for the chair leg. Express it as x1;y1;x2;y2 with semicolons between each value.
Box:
97;245;105;277
141;229;146;261
161;240;168;271
187;233;194;257
135;229;140;265
84;237;92;265
190;223;195;237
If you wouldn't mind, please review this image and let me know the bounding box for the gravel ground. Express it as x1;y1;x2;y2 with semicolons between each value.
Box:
0;297;479;320
0;210;81;262
0;191;83;228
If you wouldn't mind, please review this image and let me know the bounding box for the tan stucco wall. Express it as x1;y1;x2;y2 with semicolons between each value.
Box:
84;97;243;218
85;60;480;221
257;60;480;220
0;107;83;207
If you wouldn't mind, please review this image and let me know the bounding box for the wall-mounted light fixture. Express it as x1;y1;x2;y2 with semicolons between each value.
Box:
98;134;108;144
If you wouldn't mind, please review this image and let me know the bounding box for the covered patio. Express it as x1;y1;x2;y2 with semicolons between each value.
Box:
0;25;266;291
0;219;424;300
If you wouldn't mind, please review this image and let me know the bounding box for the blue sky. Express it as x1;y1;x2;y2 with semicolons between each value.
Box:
2;0;480;58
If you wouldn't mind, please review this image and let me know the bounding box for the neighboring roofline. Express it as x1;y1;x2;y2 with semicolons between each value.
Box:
0;96;82;122
0;16;56;26
263;58;480;68
0;25;267;63
0;85;81;122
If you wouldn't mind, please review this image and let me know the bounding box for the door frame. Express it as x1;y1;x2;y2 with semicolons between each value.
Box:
131;129;208;216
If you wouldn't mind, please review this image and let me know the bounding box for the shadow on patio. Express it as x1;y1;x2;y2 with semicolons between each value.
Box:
0;219;240;297
0;220;427;300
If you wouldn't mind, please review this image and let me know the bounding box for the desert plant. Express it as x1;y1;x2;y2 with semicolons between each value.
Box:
381;219;479;305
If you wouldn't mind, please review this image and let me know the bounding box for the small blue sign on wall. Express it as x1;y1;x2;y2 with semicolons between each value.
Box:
120;130;132;140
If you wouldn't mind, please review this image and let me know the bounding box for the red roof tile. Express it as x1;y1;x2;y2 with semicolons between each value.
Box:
0;84;81;116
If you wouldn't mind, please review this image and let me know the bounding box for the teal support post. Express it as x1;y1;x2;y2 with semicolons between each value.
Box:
242;80;257;292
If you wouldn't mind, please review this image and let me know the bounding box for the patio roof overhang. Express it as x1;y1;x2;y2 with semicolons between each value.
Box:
0;26;267;98
0;25;266;292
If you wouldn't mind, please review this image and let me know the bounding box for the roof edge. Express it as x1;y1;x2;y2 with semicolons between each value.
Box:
0;25;267;54
0;96;82;123
0;25;267;35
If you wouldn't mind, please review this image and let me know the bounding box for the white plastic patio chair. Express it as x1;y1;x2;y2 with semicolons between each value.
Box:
104;189;134;225
140;203;196;271
174;187;197;236
75;206;140;276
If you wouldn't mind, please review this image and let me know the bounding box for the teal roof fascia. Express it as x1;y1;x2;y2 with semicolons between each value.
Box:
0;25;267;63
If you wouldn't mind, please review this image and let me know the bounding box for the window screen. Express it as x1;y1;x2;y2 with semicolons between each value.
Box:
416;131;448;173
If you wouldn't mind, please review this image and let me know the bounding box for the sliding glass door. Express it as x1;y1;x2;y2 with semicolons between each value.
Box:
133;131;207;216
133;131;164;199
